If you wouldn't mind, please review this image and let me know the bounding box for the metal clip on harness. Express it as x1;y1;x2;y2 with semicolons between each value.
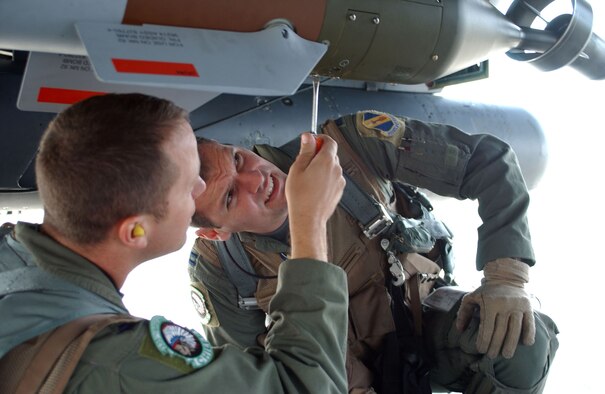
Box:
238;296;260;310
362;201;394;239
380;239;405;286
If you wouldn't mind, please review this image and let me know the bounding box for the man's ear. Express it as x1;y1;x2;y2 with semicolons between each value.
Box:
117;216;150;248
195;227;232;241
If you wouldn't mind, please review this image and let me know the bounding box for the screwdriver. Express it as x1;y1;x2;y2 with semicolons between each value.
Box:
311;75;323;153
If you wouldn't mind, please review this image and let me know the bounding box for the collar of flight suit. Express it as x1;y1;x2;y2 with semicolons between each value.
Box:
238;232;290;254
15;222;126;308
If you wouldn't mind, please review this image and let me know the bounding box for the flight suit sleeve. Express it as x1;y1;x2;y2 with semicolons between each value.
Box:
66;259;349;394
188;238;267;348
333;111;534;269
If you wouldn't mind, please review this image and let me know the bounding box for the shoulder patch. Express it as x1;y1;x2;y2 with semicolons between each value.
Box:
356;110;406;145
140;316;214;371
190;284;220;328
361;111;400;136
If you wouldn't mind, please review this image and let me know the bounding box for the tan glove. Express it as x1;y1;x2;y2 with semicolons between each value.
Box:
456;258;536;359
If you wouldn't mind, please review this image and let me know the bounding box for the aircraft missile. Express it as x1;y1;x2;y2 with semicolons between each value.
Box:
0;0;603;90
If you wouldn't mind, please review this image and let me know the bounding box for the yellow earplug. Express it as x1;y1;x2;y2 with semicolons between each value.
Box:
132;223;145;237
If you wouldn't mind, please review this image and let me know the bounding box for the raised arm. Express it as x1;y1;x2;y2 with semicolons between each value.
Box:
286;133;345;261
333;113;534;268
329;112;536;359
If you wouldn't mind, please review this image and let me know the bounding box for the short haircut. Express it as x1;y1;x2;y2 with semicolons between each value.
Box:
191;136;218;229
36;93;189;244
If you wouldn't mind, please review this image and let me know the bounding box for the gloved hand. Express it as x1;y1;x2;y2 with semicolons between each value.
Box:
456;258;536;359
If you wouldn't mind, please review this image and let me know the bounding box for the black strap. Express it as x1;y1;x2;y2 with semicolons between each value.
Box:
279;137;393;239
214;236;261;310
373;281;432;394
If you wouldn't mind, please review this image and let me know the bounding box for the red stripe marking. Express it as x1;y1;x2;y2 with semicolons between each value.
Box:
112;58;199;77
37;87;106;105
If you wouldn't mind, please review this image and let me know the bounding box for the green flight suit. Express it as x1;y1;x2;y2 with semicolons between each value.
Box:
0;223;349;393
189;111;558;393
0;223;37;270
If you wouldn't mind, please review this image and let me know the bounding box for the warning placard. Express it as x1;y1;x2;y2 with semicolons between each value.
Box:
18;52;217;113
76;22;327;96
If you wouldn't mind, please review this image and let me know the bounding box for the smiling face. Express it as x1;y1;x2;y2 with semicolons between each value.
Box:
193;141;288;237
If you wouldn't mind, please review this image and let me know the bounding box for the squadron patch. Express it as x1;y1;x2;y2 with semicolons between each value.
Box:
361;111;400;137
191;287;211;324
190;284;220;327
148;316;213;369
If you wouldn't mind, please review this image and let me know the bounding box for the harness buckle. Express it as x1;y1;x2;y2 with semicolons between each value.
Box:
362;202;394;239
238;296;260;310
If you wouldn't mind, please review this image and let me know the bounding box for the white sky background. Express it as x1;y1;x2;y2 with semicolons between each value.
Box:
2;2;604;393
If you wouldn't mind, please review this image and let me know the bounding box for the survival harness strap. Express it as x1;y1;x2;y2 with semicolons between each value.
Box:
0;265;142;393
0;313;140;394
215;237;260;310
215;132;453;312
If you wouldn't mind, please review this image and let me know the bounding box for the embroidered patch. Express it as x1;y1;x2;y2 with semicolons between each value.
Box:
191;286;211;325
190;284;220;327
361;111;400;136
149;316;213;369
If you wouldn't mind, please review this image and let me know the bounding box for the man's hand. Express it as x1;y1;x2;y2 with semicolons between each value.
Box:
456;258;536;359
286;133;345;261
